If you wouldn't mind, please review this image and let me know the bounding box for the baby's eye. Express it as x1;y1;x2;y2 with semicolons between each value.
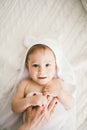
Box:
32;64;39;67
46;64;50;67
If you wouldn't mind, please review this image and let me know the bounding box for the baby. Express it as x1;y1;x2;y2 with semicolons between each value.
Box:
11;44;74;130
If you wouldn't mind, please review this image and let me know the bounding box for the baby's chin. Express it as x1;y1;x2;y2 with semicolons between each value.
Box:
38;82;48;86
34;78;53;85
37;80;49;86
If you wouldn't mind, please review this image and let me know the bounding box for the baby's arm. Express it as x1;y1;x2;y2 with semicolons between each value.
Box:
11;79;32;113
43;78;74;110
11;79;47;113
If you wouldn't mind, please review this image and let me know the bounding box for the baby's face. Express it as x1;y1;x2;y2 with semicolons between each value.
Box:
27;49;56;85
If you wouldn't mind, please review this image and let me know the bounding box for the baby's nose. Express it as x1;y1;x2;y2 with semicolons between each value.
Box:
39;66;46;74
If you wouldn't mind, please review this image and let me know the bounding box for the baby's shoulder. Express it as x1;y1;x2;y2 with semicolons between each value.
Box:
17;78;31;89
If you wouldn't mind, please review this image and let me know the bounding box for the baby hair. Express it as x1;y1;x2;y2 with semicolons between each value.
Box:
25;44;56;64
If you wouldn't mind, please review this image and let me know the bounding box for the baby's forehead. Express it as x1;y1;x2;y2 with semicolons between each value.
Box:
29;49;56;64
30;48;55;58
31;46;55;55
28;44;53;53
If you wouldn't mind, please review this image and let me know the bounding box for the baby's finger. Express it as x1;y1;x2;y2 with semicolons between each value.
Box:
42;87;49;94
42;91;48;96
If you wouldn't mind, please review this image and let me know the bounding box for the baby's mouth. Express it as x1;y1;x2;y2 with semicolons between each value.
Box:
38;77;47;79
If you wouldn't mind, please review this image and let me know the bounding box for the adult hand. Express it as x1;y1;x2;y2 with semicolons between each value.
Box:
18;97;58;130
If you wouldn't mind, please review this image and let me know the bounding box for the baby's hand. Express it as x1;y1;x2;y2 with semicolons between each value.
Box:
42;78;61;97
29;94;48;107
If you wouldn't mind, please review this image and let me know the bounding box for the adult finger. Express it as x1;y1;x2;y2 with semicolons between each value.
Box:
48;97;58;113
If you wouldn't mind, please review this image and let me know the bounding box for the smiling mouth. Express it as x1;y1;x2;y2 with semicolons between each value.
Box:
38;77;47;79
